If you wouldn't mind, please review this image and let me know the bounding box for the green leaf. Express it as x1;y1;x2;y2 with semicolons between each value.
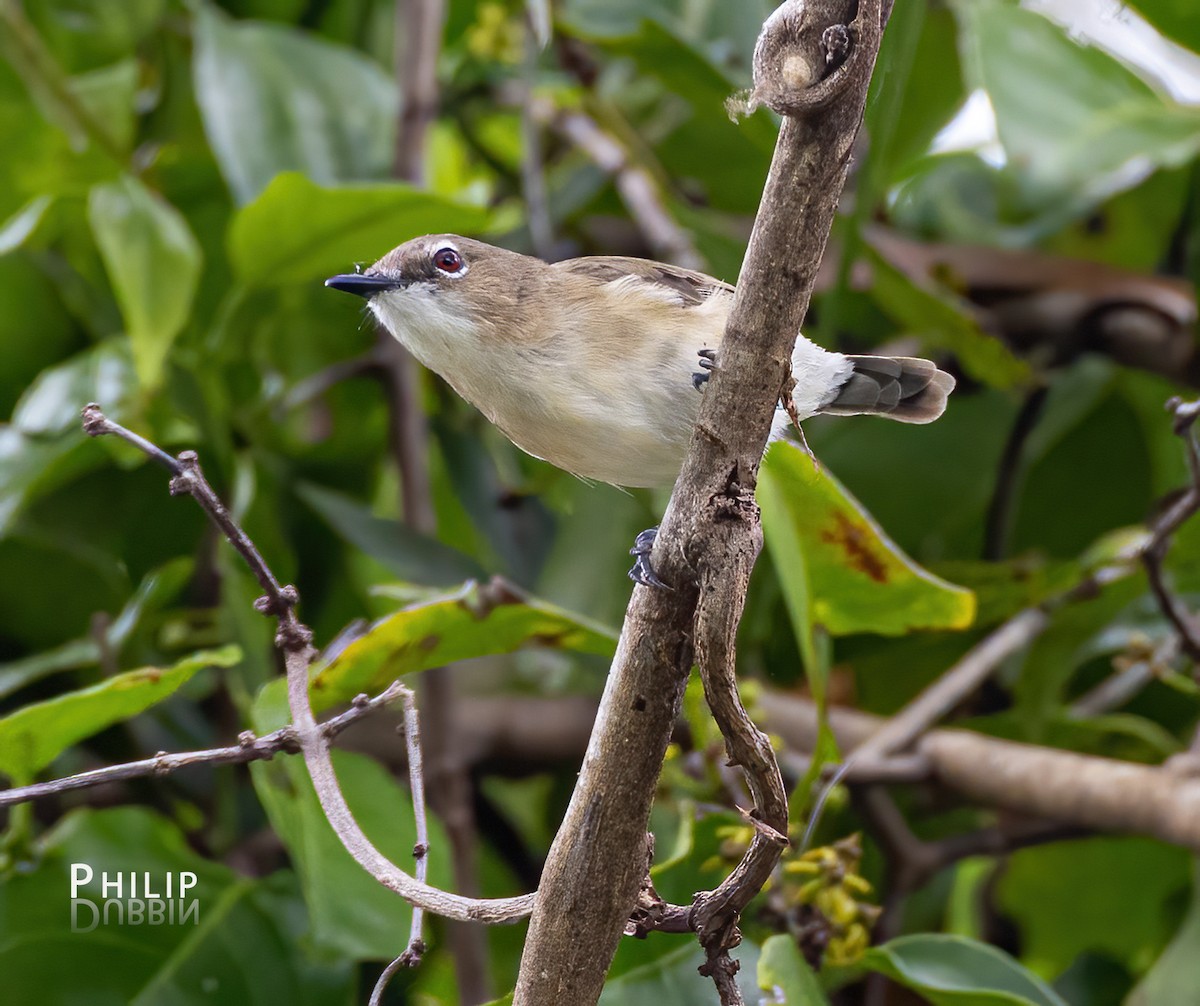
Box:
1128;860;1200;1006
861;934;1068;1006
12;338;134;436
249;748;450;960
87;175;202;389
0;638;99;703
192;3;397;204
0;646;240;784
996;838;1189;979
758;934;830;1005
253;580;617;728
0;339;137;535
0;428;99;538
297;481;486;586
24;0;166;73
129;874;355;1006
956;2;1200;205
0;195;52;254
599;940;761;1005
228;172;491;286
526;0;551;47
71;59;139;151
326;580;615;701
1125;0;1200;53
759;442;976;639
0;558;193;701
867;6;965;187
0;807;352;1006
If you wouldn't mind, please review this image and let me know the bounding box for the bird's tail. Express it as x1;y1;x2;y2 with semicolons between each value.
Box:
818;356;956;424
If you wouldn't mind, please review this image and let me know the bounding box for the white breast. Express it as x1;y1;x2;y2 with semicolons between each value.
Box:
370;276;844;488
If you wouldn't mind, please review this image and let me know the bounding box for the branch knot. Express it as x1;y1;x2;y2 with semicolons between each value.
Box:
741;0;881;119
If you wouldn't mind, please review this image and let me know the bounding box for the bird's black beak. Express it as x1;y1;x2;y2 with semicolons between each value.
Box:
324;274;401;298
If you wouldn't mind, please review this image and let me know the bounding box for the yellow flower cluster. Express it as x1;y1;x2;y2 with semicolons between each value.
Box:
783;834;880;966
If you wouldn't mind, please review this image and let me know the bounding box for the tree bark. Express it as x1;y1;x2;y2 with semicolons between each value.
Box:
512;3;885;1002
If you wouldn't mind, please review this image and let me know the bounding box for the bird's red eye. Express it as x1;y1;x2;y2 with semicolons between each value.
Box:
434;247;463;273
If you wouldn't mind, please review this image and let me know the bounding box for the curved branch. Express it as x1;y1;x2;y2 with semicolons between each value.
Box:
81;406;535;925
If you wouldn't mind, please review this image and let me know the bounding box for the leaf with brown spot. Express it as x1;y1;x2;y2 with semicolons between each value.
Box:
252;581;617;727
759;442;975;640
820;511;890;584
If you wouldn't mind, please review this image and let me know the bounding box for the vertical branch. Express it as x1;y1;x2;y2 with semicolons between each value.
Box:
395;0;445;185
512;2;885;1003
391;2;493;1000
520;15;554;258
387;0;443;531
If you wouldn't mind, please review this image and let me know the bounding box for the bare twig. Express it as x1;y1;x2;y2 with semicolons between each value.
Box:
370;687;431;1005
83;405;304;626
394;0;445;185
802;478;1192;842
690;536;789;974
393;1;494;994
856;785;1085;961
0;681;421;809
82;404;536;924
983;385;1049;561
1142;397;1200;662
530;97;704;270
283;350;381;412
845;607;1050;767
520;17;554;259
762;691;1200;850
1068;636;1180;719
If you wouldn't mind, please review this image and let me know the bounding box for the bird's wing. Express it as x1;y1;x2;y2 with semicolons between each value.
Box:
552;256;734;307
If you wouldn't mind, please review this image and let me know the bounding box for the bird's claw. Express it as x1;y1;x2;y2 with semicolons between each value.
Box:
628;527;670;589
692;348;717;392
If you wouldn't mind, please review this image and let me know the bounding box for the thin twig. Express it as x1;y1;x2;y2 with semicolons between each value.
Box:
801;451;1198;841
82;405;536;924
83;405;301;625
846;607;1050;767
530;97;703;270
690;520;789;972
370;687;431;1005
1068;636;1180;719
1142;397;1200;662
392;1;496;992
0;682;415;808
983;385;1049;561
762;689;1200;850
520;18;554;258
394;0;444;185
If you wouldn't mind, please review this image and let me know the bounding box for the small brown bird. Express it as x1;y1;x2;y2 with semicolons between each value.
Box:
326;235;955;489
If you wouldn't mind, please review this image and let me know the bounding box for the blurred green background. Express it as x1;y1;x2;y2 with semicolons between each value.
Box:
0;0;1198;1003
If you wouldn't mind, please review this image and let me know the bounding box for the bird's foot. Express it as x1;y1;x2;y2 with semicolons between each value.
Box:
692;348;717;391
628;527;670;589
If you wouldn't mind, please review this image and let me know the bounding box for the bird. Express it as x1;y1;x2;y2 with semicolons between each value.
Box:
326;235;955;582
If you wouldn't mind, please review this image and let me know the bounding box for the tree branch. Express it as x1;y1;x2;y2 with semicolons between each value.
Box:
512;2;884;1002
370;687;432;1005
1143;396;1200;662
393;2;495;996
529;96;704;270
0;682;415;809
762;692;1200;850
81;405;536;925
